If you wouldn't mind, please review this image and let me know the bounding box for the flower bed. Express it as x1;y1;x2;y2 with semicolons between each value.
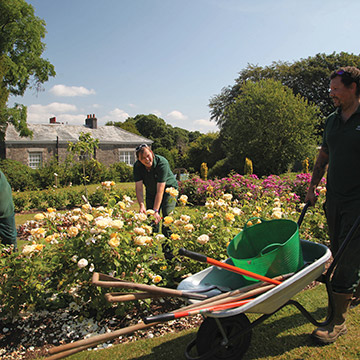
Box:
1;174;328;322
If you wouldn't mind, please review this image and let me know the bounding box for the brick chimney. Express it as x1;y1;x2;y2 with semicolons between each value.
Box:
85;114;97;129
49;117;57;124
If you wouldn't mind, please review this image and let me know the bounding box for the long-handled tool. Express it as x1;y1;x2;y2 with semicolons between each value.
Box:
144;299;253;323
46;273;293;359
92;272;208;300
178;248;282;285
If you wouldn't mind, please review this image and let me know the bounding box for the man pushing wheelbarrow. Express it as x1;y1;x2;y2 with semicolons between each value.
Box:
305;66;360;344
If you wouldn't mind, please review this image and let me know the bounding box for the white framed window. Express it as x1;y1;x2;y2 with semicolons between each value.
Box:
119;151;135;166
29;152;43;169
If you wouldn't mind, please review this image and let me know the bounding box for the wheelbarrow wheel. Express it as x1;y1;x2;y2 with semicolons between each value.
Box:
196;314;252;360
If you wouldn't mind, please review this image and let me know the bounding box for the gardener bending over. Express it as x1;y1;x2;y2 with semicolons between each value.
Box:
133;144;178;259
305;66;360;344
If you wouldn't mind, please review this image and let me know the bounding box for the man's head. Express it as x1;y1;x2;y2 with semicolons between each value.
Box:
329;66;360;108
136;144;154;168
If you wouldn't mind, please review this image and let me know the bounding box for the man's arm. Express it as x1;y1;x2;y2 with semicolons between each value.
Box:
153;182;166;224
135;180;146;213
305;147;329;205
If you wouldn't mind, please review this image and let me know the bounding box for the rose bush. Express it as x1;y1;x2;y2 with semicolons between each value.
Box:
0;174;328;321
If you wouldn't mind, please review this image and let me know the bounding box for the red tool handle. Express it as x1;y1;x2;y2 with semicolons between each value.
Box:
144;299;253;324
179;248;281;285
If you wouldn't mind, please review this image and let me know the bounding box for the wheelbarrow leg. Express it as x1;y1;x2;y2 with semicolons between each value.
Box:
214;318;229;346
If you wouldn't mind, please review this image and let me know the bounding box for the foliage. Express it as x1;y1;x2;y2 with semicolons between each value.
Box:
108;114;203;170
1;174;329;321
220;79;320;176
209;52;360;134
178;172;326;205
0;158;36;190
184;132;223;172
107;162;133;183
0;0;55;138
67;132;100;192
12;183;136;212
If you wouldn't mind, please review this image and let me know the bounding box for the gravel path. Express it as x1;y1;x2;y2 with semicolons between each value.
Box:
0;299;203;359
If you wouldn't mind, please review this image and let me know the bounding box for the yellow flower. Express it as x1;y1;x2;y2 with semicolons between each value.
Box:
204;213;214;219
30;227;46;238
34;213;45;221
170;233;181;241
224;213;235;222
142;225;153;235
35;244;44;251
160;265;167;270
180;215;191;223
152;275;162;284
67;226;79;237
117;201;126;210
197;234;210;245
108;236;120;248
82;203;91;212
47;208;56;213
134;227;146;236
84;214;94;222
179;195;188;205
272;210;282;219
223;193;233;201
45;234;55;243
112;219;124;229
165;187;179;197
163;216;174;226
246;221;253;227
134;236;152;246
22;244;37;256
184;224;195;232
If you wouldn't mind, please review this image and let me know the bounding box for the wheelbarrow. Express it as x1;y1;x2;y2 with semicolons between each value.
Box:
174;211;360;360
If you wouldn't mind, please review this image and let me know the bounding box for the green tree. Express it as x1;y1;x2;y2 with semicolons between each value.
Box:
106;118;141;136
209;52;360;134
221;79;320;176
67;132;99;196
184;132;223;173
0;0;55;140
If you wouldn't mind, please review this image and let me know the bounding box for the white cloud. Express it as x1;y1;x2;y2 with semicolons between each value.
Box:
167;110;188;121
27;103;78;123
193;118;218;132
150;109;162;117
98;108;130;125
50;84;96;97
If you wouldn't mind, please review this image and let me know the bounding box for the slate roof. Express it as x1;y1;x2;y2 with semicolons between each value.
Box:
5;124;153;146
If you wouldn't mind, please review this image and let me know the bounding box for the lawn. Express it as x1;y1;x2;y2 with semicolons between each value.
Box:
41;284;360;360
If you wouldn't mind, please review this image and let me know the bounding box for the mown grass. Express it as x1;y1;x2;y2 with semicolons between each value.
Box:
38;284;360;360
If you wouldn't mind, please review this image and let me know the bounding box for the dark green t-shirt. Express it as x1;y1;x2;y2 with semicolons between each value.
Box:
133;154;178;199
0;170;15;218
322;106;360;202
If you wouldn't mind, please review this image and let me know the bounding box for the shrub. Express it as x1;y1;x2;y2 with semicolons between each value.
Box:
107;162;133;182
0;159;37;191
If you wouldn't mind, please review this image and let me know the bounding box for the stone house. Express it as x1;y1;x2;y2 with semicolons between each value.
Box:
2;114;153;169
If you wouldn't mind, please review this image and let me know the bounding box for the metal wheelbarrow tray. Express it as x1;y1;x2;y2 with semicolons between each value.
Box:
177;239;332;360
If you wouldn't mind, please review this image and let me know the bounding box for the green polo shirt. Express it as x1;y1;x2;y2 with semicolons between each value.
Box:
322;106;360;202
0;170;15;218
133;154;178;199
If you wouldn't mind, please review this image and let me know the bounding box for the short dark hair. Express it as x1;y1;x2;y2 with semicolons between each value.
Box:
330;66;360;96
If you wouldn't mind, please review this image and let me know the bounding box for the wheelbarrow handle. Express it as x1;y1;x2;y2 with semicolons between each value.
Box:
297;201;311;227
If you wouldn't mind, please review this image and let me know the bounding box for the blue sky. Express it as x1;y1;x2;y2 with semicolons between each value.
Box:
8;0;360;132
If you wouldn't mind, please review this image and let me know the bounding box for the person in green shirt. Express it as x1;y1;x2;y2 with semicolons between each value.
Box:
133;144;178;258
0;170;17;250
305;66;360;344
